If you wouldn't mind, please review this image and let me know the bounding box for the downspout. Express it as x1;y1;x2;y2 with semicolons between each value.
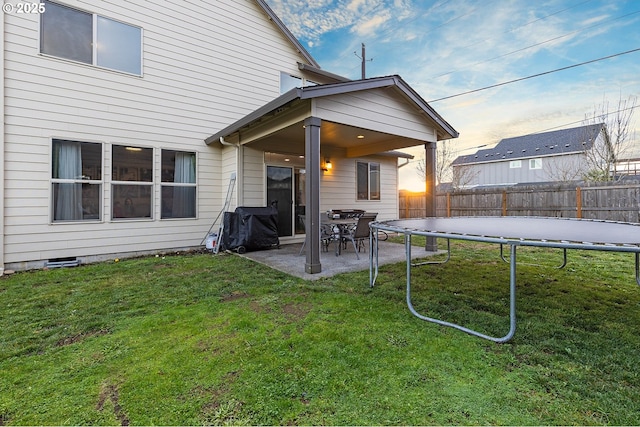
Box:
219;137;243;206
397;158;411;168
219;136;236;148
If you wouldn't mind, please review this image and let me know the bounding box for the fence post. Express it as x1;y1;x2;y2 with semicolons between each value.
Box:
502;191;507;216
446;192;451;217
403;193;408;219
576;186;582;219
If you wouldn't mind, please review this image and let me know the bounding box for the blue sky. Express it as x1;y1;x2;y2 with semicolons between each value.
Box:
265;0;640;190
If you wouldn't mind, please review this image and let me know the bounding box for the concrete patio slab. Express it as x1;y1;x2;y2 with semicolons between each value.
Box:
236;240;443;280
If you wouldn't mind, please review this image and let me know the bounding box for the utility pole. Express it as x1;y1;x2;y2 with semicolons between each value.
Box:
361;43;366;79
354;43;372;79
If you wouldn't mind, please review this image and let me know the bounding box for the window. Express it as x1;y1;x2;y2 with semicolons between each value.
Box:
41;1;142;75
509;160;522;169
357;161;380;201
529;158;542;170
51;139;102;221
161;150;196;219
112;145;153;219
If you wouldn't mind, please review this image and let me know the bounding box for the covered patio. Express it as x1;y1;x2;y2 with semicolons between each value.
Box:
205;75;458;275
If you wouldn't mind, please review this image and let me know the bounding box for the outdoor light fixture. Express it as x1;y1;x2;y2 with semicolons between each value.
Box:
322;158;332;171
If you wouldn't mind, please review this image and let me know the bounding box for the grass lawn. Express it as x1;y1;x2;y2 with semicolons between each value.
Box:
1;240;640;425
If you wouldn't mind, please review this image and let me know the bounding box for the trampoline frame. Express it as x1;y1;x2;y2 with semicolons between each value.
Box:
368;217;640;343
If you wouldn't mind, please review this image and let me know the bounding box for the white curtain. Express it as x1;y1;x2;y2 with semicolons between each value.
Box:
172;152;195;217
54;141;83;220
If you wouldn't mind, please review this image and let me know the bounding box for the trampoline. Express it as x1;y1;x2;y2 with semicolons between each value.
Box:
368;216;640;343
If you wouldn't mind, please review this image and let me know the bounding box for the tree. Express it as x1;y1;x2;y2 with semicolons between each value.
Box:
416;139;455;185
416;140;480;189
582;94;637;182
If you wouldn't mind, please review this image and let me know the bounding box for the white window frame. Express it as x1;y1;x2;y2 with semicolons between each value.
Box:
529;158;542;170
509;160;522;169
160;149;197;219
40;0;143;76
356;161;381;201
51;139;103;223
111;145;154;220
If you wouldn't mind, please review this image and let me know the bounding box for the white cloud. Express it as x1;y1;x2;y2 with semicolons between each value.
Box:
351;13;390;36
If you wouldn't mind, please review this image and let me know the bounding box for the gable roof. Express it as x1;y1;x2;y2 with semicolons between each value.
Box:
205;74;459;145
453;123;605;166
254;0;319;68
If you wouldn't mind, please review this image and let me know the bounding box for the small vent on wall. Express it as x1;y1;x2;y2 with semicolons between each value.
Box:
46;257;79;268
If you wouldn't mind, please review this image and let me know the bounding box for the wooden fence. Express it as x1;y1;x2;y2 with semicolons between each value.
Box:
399;181;640;223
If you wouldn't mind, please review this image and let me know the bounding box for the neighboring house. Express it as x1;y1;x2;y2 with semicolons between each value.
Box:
1;0;457;274
451;124;605;187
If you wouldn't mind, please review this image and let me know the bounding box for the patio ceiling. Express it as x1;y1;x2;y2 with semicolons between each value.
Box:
245;119;427;158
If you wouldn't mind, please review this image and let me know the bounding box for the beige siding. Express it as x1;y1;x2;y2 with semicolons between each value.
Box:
314;88;437;142
319;154;398;220
242;147;267;206
3;0;311;268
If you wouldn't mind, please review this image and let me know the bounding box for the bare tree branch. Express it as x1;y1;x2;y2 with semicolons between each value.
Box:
582;94;637;182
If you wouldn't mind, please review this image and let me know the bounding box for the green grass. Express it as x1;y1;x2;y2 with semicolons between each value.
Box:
1;241;640;425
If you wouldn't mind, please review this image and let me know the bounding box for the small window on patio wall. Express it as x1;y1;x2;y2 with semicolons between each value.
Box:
51;139;102;222
111;145;153;219
356;161;380;201
161;150;196;219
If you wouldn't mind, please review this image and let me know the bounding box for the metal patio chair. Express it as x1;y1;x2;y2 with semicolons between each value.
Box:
342;213;378;259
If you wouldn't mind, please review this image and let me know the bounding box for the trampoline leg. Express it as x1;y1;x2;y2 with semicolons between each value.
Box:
636;253;640;287
369;227;380;287
406;238;517;343
412;238;451;267
500;245;567;269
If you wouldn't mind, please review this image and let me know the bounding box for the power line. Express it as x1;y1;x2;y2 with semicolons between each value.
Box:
431;8;640;80
428;47;640;103
430;0;595;77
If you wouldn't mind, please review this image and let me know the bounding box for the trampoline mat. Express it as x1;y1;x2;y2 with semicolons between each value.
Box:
381;216;640;246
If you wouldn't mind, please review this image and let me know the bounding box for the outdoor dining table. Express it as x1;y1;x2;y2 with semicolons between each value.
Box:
322;218;357;256
368;216;640;343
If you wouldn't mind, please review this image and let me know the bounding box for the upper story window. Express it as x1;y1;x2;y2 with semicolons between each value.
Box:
40;1;142;75
356;161;380;201
509;160;522;169
529;158;542;170
51;139;102;222
280;72;318;94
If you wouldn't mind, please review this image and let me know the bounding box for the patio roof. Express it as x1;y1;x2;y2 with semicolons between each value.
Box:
204;75;458;157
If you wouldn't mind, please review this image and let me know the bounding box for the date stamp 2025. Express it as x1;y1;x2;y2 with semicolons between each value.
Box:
2;2;46;14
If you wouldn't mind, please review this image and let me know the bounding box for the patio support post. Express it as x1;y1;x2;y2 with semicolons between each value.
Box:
424;142;437;252
304;116;322;274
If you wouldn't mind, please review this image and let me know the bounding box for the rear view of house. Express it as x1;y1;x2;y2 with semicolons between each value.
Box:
1;0;457;273
452;124;604;187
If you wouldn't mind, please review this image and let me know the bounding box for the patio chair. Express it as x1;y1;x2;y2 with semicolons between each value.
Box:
342;213;377;260
298;219;337;255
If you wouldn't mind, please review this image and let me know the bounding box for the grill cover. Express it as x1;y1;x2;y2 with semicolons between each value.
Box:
222;206;280;252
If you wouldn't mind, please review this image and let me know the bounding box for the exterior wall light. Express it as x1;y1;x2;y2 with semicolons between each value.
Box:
322;159;332;171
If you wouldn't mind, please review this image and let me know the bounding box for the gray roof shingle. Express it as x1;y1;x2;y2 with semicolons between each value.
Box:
453;123;604;165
